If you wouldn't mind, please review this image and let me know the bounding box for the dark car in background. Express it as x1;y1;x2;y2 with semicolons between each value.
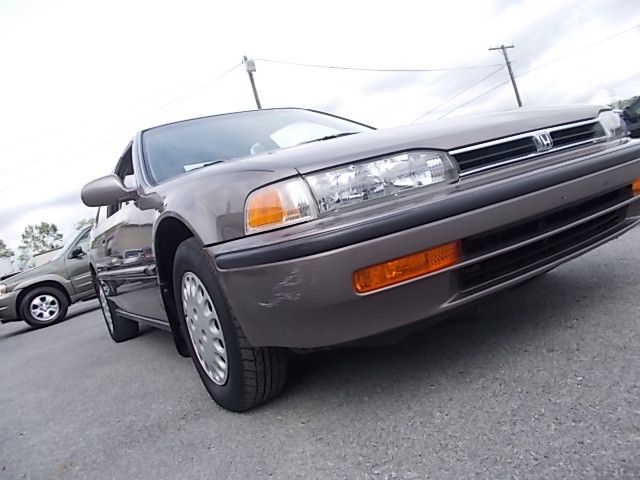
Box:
82;107;640;411
0;227;94;328
622;96;640;138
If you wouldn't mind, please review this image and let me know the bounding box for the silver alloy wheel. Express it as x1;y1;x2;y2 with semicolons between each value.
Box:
29;294;60;322
98;283;114;334
181;271;228;385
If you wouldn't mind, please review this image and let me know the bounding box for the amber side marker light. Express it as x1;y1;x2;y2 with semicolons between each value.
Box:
633;178;640;196
353;241;462;294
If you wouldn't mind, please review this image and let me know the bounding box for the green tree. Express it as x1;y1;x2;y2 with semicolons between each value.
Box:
74;218;95;231
0;239;14;258
17;250;33;269
18;222;63;266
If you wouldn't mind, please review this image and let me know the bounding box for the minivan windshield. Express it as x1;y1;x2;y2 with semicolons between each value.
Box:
141;109;372;184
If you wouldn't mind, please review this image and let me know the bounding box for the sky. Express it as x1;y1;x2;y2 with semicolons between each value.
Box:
0;0;638;253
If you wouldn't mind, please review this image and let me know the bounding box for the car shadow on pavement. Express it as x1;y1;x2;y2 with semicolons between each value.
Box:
0;324;33;340
0;300;100;340
277;269;608;408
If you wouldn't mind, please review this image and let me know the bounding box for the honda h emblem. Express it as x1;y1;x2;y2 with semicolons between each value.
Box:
534;131;553;151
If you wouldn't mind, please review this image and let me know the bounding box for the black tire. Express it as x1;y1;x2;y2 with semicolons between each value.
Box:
173;238;288;412
96;280;139;342
20;286;69;328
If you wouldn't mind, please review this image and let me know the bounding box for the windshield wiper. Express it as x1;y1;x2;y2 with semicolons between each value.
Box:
300;132;360;144
185;160;225;173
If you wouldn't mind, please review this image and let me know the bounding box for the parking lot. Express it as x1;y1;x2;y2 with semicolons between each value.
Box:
1;228;639;479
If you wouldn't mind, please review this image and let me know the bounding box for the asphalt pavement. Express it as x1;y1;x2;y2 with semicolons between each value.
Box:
1;228;640;479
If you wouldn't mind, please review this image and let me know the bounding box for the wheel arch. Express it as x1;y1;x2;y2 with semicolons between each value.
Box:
154;214;197;357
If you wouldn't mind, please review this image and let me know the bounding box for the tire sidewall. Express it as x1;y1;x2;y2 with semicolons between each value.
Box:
173;238;248;410
97;281;116;338
20;286;68;327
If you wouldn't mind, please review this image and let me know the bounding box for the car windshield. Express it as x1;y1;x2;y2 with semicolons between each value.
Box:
141;109;372;183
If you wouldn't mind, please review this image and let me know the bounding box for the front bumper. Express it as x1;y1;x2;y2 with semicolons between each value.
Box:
209;141;640;348
0;289;21;323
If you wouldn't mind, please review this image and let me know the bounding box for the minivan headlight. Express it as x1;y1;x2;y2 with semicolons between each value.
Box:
305;150;459;214
598;110;626;139
0;284;7;296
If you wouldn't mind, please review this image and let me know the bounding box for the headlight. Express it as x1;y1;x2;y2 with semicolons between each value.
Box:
598;110;626;139
305;150;459;214
245;178;317;233
0;284;6;296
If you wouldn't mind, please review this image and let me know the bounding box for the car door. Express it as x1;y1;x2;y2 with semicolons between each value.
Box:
64;228;92;295
92;143;167;322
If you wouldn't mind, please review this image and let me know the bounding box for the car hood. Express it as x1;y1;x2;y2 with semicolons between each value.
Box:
153;105;606;245
2;259;63;291
179;105;604;178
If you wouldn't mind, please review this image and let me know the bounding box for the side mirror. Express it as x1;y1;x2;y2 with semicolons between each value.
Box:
69;246;84;259
81;174;138;207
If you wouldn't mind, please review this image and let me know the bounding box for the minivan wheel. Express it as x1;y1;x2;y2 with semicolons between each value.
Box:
97;281;139;342
173;238;288;412
20;286;68;328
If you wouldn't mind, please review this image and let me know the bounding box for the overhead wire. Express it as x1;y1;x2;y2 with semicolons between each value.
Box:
256;57;502;72
438;23;639;118
411;66;505;123
0;64;243;190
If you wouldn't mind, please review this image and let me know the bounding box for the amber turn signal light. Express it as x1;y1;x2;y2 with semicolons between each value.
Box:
353;241;462;294
246;189;286;229
633;177;640;196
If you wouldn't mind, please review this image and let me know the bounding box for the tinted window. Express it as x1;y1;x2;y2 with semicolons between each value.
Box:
96;206;107;225
141;109;372;183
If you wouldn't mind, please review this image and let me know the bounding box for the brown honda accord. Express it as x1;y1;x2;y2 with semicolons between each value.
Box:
81;106;640;411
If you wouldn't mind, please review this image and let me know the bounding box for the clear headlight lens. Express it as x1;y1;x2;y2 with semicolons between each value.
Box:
598;110;626;139
305;150;459;214
0;284;6;296
245;178;317;233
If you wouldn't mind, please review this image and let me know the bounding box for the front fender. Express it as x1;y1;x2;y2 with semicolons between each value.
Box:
15;274;74;298
155;165;298;245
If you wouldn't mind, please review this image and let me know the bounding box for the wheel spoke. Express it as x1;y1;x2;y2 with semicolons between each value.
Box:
29;294;60;322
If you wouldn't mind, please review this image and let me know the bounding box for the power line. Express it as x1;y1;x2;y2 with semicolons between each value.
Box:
0;64;243;191
0;63;242;180
440;24;639;118
513;23;639;73
256;57;503;73
439;80;511;118
145;63;241;118
411;66;505;123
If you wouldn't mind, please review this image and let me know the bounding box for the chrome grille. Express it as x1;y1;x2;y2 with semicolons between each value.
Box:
453;137;536;172
450;119;606;176
550;121;604;147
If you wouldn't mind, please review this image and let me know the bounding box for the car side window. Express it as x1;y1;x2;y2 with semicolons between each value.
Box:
107;143;135;217
75;231;90;254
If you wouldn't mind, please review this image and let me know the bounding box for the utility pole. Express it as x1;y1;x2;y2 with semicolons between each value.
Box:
489;44;522;108
243;56;262;110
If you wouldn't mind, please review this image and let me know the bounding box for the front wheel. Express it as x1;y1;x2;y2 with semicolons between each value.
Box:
173;238;288;412
20;286;68;328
